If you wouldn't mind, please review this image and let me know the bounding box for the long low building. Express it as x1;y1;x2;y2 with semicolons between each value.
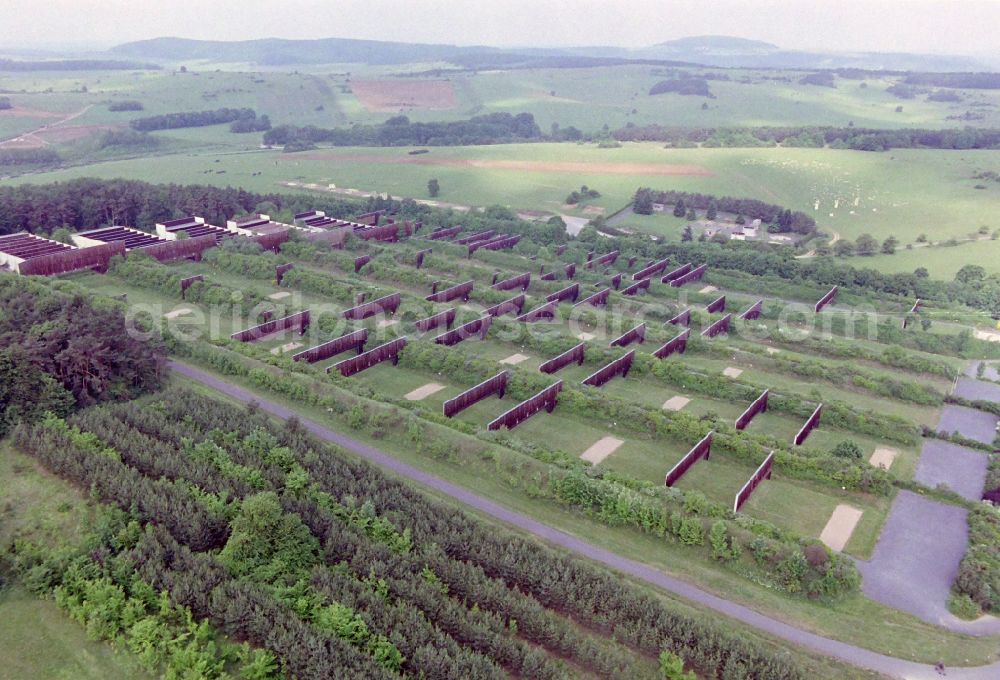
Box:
73;226;168;250
156;216;235;242
0;232;77;273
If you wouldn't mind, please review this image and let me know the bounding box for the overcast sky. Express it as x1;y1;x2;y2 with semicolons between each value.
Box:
4;0;1000;56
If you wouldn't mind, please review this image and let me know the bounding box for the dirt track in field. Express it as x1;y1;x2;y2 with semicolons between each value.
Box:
281;151;713;176
0;105;112;148
351;79;456;111
0;106;64;119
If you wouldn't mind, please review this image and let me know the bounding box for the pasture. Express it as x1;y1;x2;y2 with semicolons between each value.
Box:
11;142;1000;276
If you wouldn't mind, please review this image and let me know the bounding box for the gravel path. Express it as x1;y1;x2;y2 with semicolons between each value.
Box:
915;440;989;502
171;360;1000;678
937;404;999;446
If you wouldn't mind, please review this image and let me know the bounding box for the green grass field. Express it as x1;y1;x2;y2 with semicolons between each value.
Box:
0;586;151;680
0;441;151;679
10;142;1000;277
8;63;998;134
4;60;1000;278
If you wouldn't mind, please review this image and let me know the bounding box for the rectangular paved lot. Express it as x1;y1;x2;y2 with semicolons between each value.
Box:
937;404;999;446
953;377;1000;403
914;440;987;502
858;491;969;626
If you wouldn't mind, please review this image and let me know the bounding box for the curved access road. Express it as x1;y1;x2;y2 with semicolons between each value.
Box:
170;360;1000;680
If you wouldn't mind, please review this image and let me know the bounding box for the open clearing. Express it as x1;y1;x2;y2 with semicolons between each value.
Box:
0;586;150;680
350;79;457;111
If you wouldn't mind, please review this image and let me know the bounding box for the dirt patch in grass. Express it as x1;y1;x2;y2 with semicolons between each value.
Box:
500;353;529;365
404;382;446;401
270;342;303;355
580;436;624;465
351;79;456;111
663;396;690;411
820;504;863;552
280;151;713;176
870;447;898;470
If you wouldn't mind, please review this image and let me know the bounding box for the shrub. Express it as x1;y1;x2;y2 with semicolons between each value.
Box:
831;440;863;460
948;593;981;620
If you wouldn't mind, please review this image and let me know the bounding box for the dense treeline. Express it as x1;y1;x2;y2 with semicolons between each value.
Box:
11;388;809;678
0;277;164;436
611;123;1000;151
130;107;260;132
0;58;159;70
230;114;271;133
633;187;816;234
0;148;60;166
107;100;144;111
903;72;1000;89
97;129;160;150
0;178;363;236
648;78;714;98
264;112;543;147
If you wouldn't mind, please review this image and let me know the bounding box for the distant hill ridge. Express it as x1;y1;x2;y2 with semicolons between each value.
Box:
111;35;992;73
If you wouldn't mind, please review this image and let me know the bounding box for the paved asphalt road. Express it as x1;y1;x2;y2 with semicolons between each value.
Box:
170;360;1000;679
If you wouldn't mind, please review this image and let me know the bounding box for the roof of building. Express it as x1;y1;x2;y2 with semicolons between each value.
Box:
78;226;166;249
0;232;76;259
